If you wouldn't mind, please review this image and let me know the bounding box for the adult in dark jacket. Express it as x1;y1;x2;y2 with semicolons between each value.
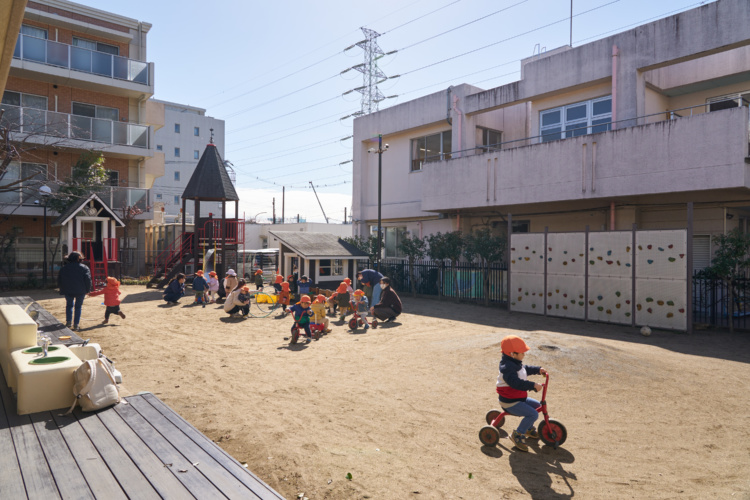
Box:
357;268;383;306
370;277;402;323
57;251;92;331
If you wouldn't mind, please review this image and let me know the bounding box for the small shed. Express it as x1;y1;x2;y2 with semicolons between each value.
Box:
268;231;369;290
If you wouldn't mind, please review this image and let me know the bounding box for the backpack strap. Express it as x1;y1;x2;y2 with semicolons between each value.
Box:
65;360;96;415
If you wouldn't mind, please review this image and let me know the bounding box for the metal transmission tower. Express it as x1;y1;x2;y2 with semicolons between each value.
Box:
352;27;387;115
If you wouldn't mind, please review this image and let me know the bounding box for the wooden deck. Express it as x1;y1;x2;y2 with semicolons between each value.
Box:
0;298;285;499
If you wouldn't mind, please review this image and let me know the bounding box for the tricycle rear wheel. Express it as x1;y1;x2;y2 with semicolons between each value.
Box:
485;409;505;428
478;425;500;447
348;318;358;330
538;419;567;447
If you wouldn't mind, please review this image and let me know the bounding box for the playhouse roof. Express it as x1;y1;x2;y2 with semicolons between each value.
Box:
52;193;125;227
269;231;369;259
182;143;239;201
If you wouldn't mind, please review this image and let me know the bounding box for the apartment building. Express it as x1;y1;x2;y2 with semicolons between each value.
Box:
151;100;226;222
352;0;750;269
1;0;163;280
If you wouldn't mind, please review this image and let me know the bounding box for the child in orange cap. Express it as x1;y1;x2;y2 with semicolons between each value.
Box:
352;289;370;330
89;276;126;324
286;294;315;341
273;272;284;293
192;270;208;308
496;335;548;452
311;294;331;333
206;271;220;303
253;268;264;290
278;281;291;314
326;291;338;315
335;282;351;321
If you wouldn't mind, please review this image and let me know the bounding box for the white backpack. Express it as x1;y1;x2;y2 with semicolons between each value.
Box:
67;358;120;413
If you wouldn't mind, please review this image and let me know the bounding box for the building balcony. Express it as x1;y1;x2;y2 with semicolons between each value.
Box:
0;186;152;219
421;106;750;212
11;34;154;98
0;104;150;156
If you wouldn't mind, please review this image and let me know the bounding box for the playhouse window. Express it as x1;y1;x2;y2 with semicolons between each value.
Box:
318;259;343;277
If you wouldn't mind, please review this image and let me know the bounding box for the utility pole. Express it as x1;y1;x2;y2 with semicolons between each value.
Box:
272;197;276;224
282;186;285;224
309;181;329;223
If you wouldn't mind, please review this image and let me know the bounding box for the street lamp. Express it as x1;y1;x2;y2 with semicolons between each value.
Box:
367;135;388;270
38;185;52;287
253;211;267;223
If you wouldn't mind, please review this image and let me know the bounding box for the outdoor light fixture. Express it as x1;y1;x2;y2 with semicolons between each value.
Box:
367;135;388;270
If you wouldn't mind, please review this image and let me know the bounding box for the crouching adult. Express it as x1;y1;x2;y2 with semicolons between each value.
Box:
224;279;251;318
370;277;402;323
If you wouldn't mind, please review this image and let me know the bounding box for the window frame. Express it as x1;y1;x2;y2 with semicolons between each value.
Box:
317;258;345;280
20;25;48;39
477;126;502;152
106;170;119;187
174;171;180;182
174;123;180;133
174;147;180;158
173;195;180;205
540;95;612;143
410;130;452;172
194;150;199;159
194;126;200;136
72;36;119;55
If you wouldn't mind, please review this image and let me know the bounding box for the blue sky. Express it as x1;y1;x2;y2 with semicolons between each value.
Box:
75;0;711;223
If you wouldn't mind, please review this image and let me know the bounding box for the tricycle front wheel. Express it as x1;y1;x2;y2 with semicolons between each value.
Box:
485;409;505;428
290;326;299;344
478;425;500;447
538;419;567;447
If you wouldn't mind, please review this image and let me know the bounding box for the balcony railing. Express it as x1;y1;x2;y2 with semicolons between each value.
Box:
97;186;150;212
0;104;149;148
13;34;149;85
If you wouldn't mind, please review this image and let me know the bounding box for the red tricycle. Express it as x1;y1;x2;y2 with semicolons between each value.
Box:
290;320;320;344
478;373;568;448
348;306;377;331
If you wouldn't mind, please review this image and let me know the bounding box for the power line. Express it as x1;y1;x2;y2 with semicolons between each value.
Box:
230;136;351;165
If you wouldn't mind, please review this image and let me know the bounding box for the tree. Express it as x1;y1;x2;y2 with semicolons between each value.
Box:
343;234;382;264
702;229;750;333
397;233;426;297
464;227;506;305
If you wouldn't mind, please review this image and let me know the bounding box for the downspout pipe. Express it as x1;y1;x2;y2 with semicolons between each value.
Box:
446;86;453;125
611;45;618;128
452;95;463;158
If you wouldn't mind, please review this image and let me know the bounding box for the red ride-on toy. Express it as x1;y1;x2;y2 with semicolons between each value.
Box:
478;373;567;448
348;308;377;331
290;320;319;344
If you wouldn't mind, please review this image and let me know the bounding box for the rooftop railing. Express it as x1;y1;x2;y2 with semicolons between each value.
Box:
13;33;149;85
0;104;149;149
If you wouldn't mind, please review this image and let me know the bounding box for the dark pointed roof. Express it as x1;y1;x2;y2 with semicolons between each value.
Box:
182;143;239;201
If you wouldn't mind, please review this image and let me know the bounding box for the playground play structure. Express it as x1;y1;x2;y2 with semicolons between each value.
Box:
147;139;244;289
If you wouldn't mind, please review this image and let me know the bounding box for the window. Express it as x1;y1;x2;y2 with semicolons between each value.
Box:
106;170;119;187
72;102;119;121
194;150;199;159
156;144;163;151
410;130;452;171
477;127;502;152
174;123;180;133
1;91;47;131
173;195;180;205
540;96;612;143
72;37;119;55
174;171;180;181
511;220;530;233
155;193;162;200
0;162;48;205
318;259;344;277
384;227;408;258
707;92;750;112
174;147;180;157
194;126;200;136
20;25;47;39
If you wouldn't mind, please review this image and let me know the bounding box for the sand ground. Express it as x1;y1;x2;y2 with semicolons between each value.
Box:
21;285;750;499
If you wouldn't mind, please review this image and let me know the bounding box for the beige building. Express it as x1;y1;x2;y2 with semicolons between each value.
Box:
352;0;750;270
1;0;164;280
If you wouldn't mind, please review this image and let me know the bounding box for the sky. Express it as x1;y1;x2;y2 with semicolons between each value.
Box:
74;0;711;223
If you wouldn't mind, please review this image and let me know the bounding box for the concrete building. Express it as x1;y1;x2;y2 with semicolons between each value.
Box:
352;0;750;269
151;100;226;222
245;222;352;250
1;0;163;280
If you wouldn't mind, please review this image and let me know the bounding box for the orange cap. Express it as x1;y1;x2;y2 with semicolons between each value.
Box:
353;289;365;296
255;269;263;275
241;286;250;292
106;276;119;287
281;282;290;291
501;335;530;356
275;275;283;283
209;271;217;277
195;270;204;276
344;277;352;285
299;295;311;303
336;283;348;294
315;294;326;303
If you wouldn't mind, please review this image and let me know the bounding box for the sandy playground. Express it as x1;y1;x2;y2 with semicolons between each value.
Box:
18;285;750;499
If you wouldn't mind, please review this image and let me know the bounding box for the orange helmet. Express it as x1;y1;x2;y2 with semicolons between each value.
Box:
353;289;365;296
336;282;348;294
299;295;311;303
501;335;530;356
315;294;326;303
